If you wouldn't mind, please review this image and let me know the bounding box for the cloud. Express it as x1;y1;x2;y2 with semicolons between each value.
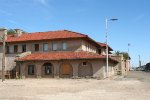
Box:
0;9;12;16
8;20;17;24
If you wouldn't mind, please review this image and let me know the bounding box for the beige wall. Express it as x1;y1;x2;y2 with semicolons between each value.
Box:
18;59;107;79
113;54;130;76
0;39;83;73
82;40;98;53
0;38;117;79
0;39;99;73
5;39;84;54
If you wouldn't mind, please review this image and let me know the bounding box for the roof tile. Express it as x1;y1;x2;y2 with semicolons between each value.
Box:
16;52;118;62
6;30;87;42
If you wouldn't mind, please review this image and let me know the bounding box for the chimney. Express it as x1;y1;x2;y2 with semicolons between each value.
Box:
14;29;23;37
0;28;7;41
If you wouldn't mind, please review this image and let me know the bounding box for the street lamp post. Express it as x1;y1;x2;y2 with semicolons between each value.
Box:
105;18;118;77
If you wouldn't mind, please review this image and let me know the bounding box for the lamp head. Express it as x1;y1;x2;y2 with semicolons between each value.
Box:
110;19;118;21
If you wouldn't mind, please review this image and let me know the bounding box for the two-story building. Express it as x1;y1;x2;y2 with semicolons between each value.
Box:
0;29;118;79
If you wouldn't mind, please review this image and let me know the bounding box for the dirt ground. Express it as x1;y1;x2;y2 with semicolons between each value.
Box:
0;71;150;100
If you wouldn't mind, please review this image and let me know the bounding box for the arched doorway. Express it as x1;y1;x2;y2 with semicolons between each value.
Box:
78;62;93;77
60;63;73;78
42;63;54;78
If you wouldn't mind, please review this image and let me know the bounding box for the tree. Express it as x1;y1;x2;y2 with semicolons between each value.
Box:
7;29;16;35
115;51;131;60
0;28;26;35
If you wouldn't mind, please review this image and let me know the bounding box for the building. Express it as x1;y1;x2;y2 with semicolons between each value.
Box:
0;29;119;79
112;54;130;75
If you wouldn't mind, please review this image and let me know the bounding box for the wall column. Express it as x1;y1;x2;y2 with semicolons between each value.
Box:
20;62;25;79
53;61;60;78
72;61;78;78
36;62;42;78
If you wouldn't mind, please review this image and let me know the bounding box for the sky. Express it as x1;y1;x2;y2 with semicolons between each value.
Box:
0;0;150;67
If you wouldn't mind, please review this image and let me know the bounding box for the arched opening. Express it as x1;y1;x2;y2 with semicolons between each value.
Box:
60;63;73;78
78;61;93;77
42;63;54;78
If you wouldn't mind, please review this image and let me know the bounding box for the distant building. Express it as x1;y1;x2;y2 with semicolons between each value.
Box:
112;54;130;75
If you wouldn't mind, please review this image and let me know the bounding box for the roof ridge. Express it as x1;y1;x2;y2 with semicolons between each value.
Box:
58;29;88;37
26;30;88;37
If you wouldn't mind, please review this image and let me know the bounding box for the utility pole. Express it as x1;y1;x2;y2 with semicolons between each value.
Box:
139;55;141;67
0;28;7;82
128;43;130;55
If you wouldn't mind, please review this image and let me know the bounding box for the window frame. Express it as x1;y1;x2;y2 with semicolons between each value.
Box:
28;65;35;75
43;43;48;52
6;46;9;54
82;62;87;66
22;44;26;52
45;65;52;75
34;44;39;52
14;45;18;53
52;42;57;51
62;42;67;50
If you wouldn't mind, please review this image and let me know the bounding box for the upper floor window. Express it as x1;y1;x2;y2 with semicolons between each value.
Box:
98;49;101;54
62;42;67;50
14;45;18;53
52;42;57;51
34;44;39;51
43;43;48;51
87;45;89;51
22;45;26;52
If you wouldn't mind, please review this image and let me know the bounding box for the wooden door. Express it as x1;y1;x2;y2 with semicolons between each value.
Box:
62;63;71;75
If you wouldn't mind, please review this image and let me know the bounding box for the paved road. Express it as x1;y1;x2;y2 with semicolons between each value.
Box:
124;71;150;82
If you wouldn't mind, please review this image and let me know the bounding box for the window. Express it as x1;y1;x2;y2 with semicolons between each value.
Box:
86;44;88;51
9;46;13;53
45;66;52;75
14;45;18;53
98;49;101;54
34;44;39;51
6;46;9;54
28;65;35;75
22;45;26;52
43;43;48;51
43;63;52;75
62;42;67;50
52;42;57;51
82;62;87;66
87;45;89;51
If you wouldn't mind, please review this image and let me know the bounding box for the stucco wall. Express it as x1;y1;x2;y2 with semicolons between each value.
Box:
18;59;106;79
5;39;83;54
113;55;130;76
82;40;98;53
0;39;83;74
0;47;16;70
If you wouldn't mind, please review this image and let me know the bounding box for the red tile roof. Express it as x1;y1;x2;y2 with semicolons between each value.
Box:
6;30;87;43
97;42;113;51
4;30;114;51
16;52;118;62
